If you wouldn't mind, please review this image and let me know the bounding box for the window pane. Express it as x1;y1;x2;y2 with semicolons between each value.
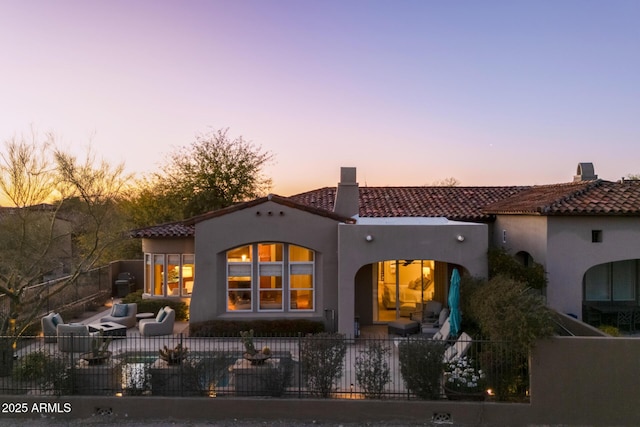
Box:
258;243;283;262
291;264;313;275
167;254;180;296
612;260;636;301
228;246;251;262
290;290;313;310
260;290;282;310
182;254;194;296
585;264;610;301
153;255;164;296
144;254;151;294
228;291;251;311
290;245;313;261
260;264;283;277
291;274;312;289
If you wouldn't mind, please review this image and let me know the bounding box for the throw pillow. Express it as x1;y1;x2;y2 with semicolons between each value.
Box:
113;304;128;317
51;313;62;326
156;307;167;323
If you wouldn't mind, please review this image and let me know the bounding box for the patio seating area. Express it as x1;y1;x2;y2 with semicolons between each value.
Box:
0;303;525;401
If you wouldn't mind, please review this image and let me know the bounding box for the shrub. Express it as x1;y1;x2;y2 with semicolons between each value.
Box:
598;325;621;337
463;275;554;401
300;333;347;398
488;247;547;290
355;340;392;399
398;338;447;399
189;319;324;337
262;357;294;397
122;290;188;321
13;350;71;395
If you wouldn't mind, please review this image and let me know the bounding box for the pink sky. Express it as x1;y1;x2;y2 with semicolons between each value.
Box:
1;1;639;196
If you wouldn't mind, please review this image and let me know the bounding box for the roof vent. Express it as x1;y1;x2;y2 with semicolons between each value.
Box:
574;162;598;182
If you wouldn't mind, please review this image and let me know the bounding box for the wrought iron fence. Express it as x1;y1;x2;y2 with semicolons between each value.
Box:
0;333;528;401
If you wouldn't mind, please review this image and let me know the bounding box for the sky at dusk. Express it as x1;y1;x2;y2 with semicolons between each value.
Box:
1;0;639;196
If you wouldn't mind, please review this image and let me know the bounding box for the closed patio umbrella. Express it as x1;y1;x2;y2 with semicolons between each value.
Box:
448;268;462;338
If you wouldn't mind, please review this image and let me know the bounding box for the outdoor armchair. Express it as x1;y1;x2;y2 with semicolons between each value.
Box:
443;332;473;363
139;306;175;336
57;323;94;353
101;302;138;328
41;312;64;343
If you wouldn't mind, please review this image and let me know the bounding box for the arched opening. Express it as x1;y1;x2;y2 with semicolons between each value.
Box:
582;259;640;328
515;251;534;268
354;259;467;326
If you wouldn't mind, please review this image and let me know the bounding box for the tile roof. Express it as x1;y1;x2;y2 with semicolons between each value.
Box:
130;179;640;238
483;180;640;216
290;186;529;221
130;221;194;238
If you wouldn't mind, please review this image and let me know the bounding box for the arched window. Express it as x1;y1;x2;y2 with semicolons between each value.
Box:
226;243;315;312
584;260;638;302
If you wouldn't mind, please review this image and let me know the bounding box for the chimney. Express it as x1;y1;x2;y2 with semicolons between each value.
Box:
573;162;598;182
334;167;359;218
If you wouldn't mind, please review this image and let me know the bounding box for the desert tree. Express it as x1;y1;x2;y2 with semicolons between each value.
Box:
128;127;274;224
0;132;132;337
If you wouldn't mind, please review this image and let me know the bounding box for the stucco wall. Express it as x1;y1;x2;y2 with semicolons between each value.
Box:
546;216;640;316
337;221;488;335
493;215;640;318
492;215;548;265
189;200;340;324
141;237;195;254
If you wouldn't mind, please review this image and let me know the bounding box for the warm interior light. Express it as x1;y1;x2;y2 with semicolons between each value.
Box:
241;254;247;262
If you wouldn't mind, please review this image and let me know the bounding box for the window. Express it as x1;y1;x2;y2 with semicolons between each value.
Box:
592;230;603;243
143;253;195;298
226;243;315;312
584;260;638;302
228;245;252;311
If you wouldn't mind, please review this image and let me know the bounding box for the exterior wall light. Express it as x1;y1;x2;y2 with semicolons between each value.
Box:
456;235;465;242
365;235;373;242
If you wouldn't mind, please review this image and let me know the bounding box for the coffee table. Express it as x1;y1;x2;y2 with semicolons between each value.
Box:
136;312;155;320
88;321;127;338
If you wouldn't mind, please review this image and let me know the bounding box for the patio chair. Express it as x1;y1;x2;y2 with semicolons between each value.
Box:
443;332;473;363
139;306;175;336
57;324;94;353
431;317;451;342
617;309;634;332
41;312;64;343
100;302;138;328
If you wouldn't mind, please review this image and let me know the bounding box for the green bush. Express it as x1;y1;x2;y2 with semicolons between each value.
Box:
189;319;324;337
598;325;621;337
488;247;547;290
398;338;447;399
463;275;554;401
355;340;392;399
122;290;188;321
300;333;347;398
12;350;71;395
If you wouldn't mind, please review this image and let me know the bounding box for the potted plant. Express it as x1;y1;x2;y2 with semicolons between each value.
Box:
159;343;188;365
81;332;112;365
240;329;271;365
443;356;487;401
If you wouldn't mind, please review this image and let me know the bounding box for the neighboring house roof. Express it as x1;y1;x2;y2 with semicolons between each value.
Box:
290;186;529;221
483;180;640;216
130;221;195;238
